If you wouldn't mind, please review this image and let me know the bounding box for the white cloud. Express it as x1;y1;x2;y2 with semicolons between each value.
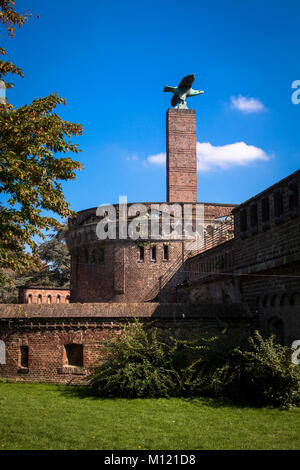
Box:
147;152;166;165
196;141;269;172
146;141;270;172
231;95;265;113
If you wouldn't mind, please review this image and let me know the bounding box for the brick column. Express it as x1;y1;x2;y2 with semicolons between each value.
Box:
166;108;197;203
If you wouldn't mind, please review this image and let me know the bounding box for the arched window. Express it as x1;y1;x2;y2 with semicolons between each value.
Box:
0;340;5;365
27;294;33;304
139;246;144;262
56;295;61;304
47;295;52;304
37;294;42;304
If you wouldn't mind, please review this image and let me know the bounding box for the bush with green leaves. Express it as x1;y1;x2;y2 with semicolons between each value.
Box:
89;319;300;408
89;320;180;398
183;330;300;408
237;332;300;408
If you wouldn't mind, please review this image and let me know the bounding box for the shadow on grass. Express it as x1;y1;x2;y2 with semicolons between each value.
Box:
56;383;263;410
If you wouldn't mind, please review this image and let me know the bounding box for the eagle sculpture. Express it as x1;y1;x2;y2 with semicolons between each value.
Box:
163;74;204;109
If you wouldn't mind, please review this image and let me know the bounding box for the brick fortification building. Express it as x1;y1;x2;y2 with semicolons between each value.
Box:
0;106;299;384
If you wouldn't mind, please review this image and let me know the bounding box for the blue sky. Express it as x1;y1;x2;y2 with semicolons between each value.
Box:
2;0;300;212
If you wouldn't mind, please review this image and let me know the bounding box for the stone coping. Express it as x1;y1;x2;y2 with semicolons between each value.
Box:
0;302;246;319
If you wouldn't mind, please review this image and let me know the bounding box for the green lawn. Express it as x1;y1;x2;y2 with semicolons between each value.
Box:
0;382;299;450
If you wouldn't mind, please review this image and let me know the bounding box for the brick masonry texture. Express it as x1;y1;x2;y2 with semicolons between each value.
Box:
186;169;300;345
166;109;197;203
66;201;236;304
18;286;70;304
0;303;248;384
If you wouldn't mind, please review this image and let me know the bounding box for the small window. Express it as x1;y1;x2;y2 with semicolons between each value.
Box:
64;344;83;367
0;340;5;365
274;189;284;219
56;295;61;304
151;245;156;261
37;294;42;304
47;295;52;304
27;294;33;304
288;179;299;212
20;346;29;368
66;295;70;304
250;203;258;231
261;197;270;224
99;248;104;263
240;207;247;233
163;244;169;261
139;246;144;262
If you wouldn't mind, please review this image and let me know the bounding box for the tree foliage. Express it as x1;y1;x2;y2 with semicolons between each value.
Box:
0;225;70;303
0;1;83;284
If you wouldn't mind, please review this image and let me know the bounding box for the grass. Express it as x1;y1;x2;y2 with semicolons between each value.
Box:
0;382;299;450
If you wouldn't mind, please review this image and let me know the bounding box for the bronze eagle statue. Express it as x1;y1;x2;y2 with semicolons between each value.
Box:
163;74;204;109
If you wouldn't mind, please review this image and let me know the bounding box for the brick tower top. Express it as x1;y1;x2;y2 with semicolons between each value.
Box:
166;108;197;203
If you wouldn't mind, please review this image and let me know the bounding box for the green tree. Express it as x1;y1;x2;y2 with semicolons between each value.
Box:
0;0;83;284
0;225;71;303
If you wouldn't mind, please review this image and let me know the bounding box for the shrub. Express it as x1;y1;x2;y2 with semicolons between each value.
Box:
183;329;300;408
89;320;180;398
182;328;248;398
236;331;300;408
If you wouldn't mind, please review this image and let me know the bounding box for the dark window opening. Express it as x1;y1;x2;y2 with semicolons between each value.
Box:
20;346;29;368
261;196;270;224
47;295;52;304
139;246;144;262
64;344;83;367
56;295;61;304
250;203;258;231
274;189;284;220
240;208;247;233
288;179;299;212
151;245;156;261
37;294;42;304
66;295;70;304
163;245;169;260
27;294;32;304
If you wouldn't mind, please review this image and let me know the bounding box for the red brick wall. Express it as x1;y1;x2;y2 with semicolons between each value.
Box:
166;109;197;203
70;240;185;303
0;303;249;384
18;287;70;304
